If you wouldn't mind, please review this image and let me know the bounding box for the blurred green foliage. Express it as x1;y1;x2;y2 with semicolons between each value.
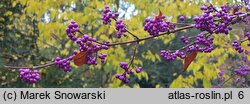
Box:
0;0;249;88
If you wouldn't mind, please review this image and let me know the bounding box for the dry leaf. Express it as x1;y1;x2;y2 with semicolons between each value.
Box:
182;50;198;72
73;51;88;66
156;9;163;19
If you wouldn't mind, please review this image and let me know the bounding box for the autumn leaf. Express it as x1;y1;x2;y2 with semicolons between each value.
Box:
73;51;88;66
155;9;163;19
182;50;198;72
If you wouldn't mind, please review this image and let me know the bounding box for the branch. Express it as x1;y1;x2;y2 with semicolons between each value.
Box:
107;25;195;46
240;38;249;43
128;44;138;69
125;28;139;40
221;74;237;87
4;62;54;69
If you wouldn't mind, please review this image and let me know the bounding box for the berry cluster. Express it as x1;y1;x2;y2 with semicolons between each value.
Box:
234;65;250;87
184;35;210;52
115;62;143;83
193;8;216;33
66;20;79;41
54;56;72;72
194;5;239;34
232;40;244;53
213;5;235;34
53;20;109;73
232;32;250;64
116;19;127;38
19;68;41;83
234;65;250;76
193;33;214;53
144;16;176;36
102;6;119;25
98;53;107;63
179;33;214;54
180;36;189;44
76;34;109;65
173;33;214;61
211;70;226;88
160;50;185;61
215;66;250;88
217;70;225;83
101;6;127;38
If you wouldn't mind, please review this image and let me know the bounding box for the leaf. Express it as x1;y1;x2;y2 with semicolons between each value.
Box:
182;50;198;72
155;9;163;19
73;51;88;66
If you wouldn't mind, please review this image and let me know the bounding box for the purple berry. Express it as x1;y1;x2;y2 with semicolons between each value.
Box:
179;16;185;21
136;67;143;73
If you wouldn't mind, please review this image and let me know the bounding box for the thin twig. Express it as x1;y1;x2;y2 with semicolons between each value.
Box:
240;38;248;43
4;62;54;69
107;25;195;46
221;74;237;86
125;28;139;40
128;44;138;69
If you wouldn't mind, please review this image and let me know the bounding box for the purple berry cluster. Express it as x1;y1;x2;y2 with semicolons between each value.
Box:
115;62;143;83
66;20;79;41
234;65;250;76
179;33;214;53
232;40;244;53
54;56;73;72
115;62;131;83
54;20;109;73
144;16;176;36
214;5;235;34
116;19;127;38
19;68;41;83
186;33;214;53
234;65;250;87
194;5;239;34
102;6;119;25
160;50;185;61
76;34;109;65
193;33;214;53
232;32;250;63
193;9;215;33
98;53;107;63
180;36;189;44
217;70;225;83
215;66;250;88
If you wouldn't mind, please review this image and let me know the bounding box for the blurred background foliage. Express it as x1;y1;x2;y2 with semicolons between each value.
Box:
0;0;249;88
